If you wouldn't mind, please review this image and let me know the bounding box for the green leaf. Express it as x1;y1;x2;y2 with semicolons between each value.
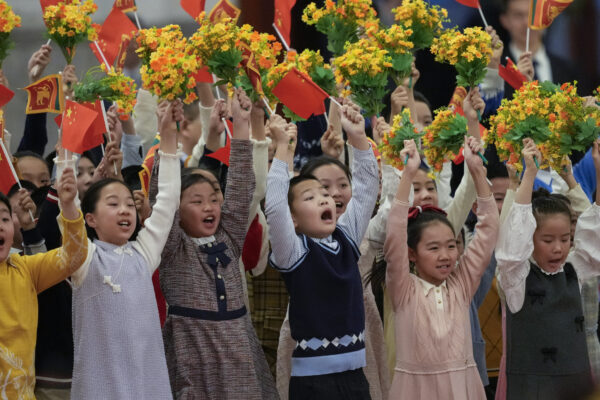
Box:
282;106;306;122
505;115;551;144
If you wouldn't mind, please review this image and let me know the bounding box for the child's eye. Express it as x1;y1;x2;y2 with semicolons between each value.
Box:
322;185;329;189
2;217;9;222
305;196;314;201
341;183;349;189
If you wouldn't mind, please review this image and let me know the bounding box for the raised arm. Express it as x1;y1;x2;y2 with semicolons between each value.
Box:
135;100;182;272
265;114;305;271
337;100;379;245
496;139;540;313
385;139;420;310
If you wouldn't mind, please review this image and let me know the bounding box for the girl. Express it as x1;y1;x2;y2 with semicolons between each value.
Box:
496;138;600;400
69;101;183;399
0;167;86;399
156;88;277;399
384;136;498;399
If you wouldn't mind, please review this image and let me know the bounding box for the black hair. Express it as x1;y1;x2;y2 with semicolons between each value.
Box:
14;150;51;175
531;188;572;223
0;192;11;215
407;211;456;250
7;180;36;199
121;165;143;192
300;156;352;182
81;178;140;241
486;162;509;180
413;91;432;112
181;173;218;197
287;174;321;209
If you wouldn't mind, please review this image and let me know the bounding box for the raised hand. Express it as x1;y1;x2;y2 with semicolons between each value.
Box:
133;190;151;223
517;52;534;81
320;126;344;159
28;44;52;83
158;99;183;154
13;189;36;230
464;136;485;174
522;138;541;173
231;88;251;140
107;104;124;145
208;99;227;137
340;99;369;150
57;167;79;220
486;26;504;70
463;87;485;123
400;139;420;176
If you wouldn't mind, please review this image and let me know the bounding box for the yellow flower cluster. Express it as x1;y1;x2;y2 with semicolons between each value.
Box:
0;1;21;33
333;38;392;91
422;108;465;172
43;0;99;63
302;0;377;26
266;49;325;91
370;24;413;54
392;0;448;50
237;25;282;72
188;13;240;75
379;109;421;170
136;24;198;104
104;66;137;119
489;81;597;172
431;27;491;65
302;0;378;56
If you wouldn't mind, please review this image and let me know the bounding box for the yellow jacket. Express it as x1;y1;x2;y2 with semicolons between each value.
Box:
0;211;88;400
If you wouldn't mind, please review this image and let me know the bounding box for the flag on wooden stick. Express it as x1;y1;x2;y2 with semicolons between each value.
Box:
23;74;64;114
528;0;572;29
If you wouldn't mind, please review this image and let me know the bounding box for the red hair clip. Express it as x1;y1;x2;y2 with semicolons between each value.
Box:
407;205;447;220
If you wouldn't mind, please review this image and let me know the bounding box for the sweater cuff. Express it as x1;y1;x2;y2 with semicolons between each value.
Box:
21;227;44;245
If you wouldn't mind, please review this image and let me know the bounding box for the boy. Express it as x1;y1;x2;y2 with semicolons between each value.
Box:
265;101;379;399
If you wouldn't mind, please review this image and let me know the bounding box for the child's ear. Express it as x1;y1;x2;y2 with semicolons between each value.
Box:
291;212;299;229
408;247;417;263
84;213;97;229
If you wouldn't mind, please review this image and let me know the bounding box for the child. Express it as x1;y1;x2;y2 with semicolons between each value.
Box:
157;88;277;399
69;101;183;399
266;100;379;399
0;167;87;399
496;138;600;400
384;136;498;399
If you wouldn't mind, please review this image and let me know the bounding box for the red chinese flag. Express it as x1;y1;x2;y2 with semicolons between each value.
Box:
61;101;101;154
242;214;263;271
23;74;64;114
0;84;14;108
209;0;241;23
81;100;108;139
206;120;233;166
240;43;264;96
529;0;572;29
0;140;17;195
113;0;137;12
499;57;527;90
90;7;138;67
272;68;328;119
455;0;479;7
180;0;206;20
192;66;214;83
274;0;296;46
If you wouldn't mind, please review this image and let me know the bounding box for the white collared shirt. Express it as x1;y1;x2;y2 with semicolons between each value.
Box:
417;277;448;311
191;236;216;246
509;43;553;83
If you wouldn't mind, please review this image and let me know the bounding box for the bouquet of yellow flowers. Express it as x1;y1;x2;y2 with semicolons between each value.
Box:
431;27;492;88
379;109;422;170
333;38;392;117
422;108;467;172
136;25;199;104
266;49;335;121
0;1;20;68
236;25;283;101
73;65;137;119
188;13;242;87
392;0;448;51
369;24;414;86
42;0;99;64
302;0;378;56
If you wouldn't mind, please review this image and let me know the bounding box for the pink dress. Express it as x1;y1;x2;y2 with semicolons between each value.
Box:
384;196;499;400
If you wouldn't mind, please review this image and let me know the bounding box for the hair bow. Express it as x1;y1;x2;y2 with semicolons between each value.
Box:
407;205;447;220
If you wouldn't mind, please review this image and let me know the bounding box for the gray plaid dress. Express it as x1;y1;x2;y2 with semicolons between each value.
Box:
157;140;278;399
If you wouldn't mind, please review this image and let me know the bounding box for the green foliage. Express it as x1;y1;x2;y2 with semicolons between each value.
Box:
390;52;413;86
0;32;14;68
430;113;468;154
310;66;337;96
349;70;389;117
315;14;359;57
455;59;488;88
207;49;243;87
505;115;551;144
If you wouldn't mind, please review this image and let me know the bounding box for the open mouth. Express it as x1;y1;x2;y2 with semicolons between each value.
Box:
118;221;131;227
321;209;334;222
335;202;343;210
436;264;450;270
0;238;4;246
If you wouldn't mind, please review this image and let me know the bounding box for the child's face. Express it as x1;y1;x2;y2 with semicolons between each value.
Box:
415;101;433;127
190;169;224;204
77;157;95;200
0;203;14;261
17;156;50;188
291;179;336;239
410;221;458;286
490;177;509;215
179;182;222;238
311;164;352;219
412;169;438;207
532;213;571;273
85;183;136;246
8;194;22;250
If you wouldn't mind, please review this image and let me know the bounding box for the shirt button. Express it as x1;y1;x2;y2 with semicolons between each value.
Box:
217;274;222;280
438;300;442;304
220;295;225;300
207;243;212;247
436;289;440;293
215;257;219;263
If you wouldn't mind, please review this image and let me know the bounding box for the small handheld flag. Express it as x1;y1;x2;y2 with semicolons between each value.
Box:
0;139;17;195
23;74;64;114
61;100;101;154
528;0;573;30
113;0;136;12
272;68;328;119
0;84;15;109
180;0;206;21
273;0;296;49
498;57;527;90
209;0;241;24
89;7;138;69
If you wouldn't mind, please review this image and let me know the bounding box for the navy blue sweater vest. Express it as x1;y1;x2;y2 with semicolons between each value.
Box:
273;227;366;376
